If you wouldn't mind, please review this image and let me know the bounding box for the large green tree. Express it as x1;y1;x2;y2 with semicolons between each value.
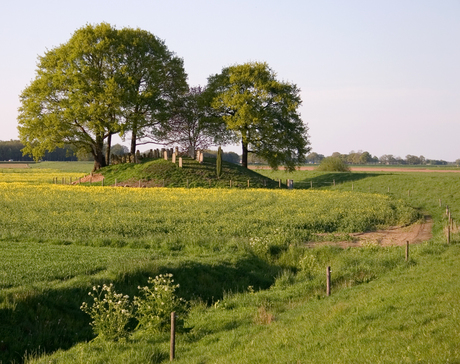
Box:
206;62;310;170
18;23;187;171
116;28;188;155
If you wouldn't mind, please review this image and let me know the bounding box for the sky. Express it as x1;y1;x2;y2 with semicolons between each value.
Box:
1;0;459;161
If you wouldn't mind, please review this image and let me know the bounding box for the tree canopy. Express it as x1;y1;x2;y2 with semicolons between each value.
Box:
206;62;310;171
18;23;187;171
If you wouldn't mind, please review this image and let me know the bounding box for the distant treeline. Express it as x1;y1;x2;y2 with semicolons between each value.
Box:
0;140;78;161
305;151;450;166
203;150;240;164
0;140;135;162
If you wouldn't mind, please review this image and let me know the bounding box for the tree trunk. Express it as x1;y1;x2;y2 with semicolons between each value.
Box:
241;140;248;168
93;153;106;171
105;132;112;165
92;135;107;172
130;127;137;155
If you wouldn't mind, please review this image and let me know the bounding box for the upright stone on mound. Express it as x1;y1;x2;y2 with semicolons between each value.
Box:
172;153;176;164
179;157;182;168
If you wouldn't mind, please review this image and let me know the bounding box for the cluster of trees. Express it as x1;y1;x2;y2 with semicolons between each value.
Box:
202;150;240;164
379;154;447;165
18;23;310;172
304;151;449;166
303;151;377;165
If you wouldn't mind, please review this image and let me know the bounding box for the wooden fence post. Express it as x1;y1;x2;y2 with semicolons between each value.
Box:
405;241;409;262
170;312;176;361
326;266;331;296
310;181;313;189
247;180;250;188
279;179;281;188
186;179;189;188
230;180;232;188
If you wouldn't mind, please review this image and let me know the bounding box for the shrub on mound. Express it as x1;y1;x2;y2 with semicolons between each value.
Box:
316;157;350;172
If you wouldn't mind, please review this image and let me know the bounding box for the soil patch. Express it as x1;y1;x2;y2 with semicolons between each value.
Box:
72;174;105;183
0;164;30;169
72;175;166;187
306;216;434;249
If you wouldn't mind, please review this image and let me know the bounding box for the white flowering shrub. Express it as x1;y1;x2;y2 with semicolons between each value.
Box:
249;228;291;257
248;236;271;256
80;283;132;341
134;274;188;333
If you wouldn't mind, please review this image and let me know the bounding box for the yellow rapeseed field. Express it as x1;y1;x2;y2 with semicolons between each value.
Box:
0;182;418;245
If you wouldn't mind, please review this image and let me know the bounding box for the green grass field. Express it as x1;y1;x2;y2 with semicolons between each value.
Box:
0;163;458;363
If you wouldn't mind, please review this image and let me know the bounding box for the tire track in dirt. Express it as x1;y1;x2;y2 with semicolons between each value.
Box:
306;216;433;248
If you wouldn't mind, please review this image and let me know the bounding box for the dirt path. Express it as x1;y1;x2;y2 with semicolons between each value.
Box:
0;164;30;169
72;174;105;183
306;216;434;248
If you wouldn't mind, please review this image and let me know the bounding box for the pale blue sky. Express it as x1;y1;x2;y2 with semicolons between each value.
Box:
1;0;459;160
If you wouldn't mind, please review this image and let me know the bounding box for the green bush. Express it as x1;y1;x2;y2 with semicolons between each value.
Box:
316;157;350;172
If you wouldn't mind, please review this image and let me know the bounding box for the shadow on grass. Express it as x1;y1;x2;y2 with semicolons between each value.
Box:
295;172;383;189
0;254;280;363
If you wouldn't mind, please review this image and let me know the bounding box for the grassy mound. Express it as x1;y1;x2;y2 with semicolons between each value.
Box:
98;157;279;188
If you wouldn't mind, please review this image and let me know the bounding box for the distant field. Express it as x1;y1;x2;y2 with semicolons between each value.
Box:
29;161;94;173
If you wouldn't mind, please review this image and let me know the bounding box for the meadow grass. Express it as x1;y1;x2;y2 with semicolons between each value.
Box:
1;165;459;363
23;241;460;363
29;161;94;173
258;170;460;238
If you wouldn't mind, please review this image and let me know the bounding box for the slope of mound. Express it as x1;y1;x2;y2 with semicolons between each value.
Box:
98;157;279;188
